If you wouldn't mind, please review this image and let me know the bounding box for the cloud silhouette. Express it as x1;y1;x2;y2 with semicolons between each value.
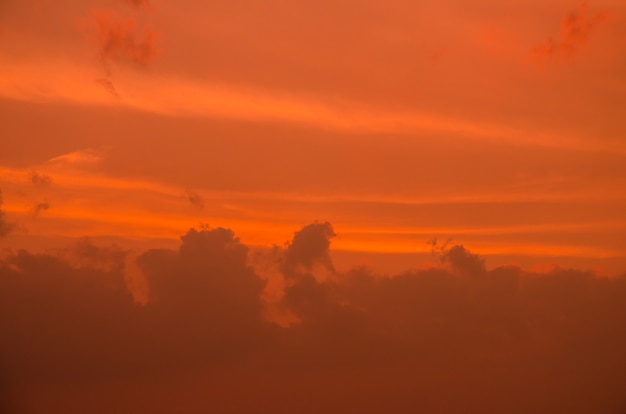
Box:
441;244;486;277
1;222;626;413
283;221;336;277
533;2;608;58
135;227;268;363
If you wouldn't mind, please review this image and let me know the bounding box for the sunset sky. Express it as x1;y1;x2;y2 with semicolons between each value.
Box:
1;0;626;413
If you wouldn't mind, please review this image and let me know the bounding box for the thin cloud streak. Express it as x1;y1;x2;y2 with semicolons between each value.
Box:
534;2;609;59
1;166;624;208
1;163;625;262
2;197;625;260
1;60;624;154
341;221;626;237
333;240;626;258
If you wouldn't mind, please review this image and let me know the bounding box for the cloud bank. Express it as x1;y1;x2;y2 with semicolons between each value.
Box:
1;221;625;413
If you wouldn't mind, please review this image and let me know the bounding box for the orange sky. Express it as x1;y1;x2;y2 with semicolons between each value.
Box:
1;1;626;412
3;0;626;272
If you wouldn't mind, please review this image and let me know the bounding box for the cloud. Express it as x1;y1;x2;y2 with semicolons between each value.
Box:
136;227;267;347
48;148;102;165
86;9;158;70
0;191;14;237
1;222;626;413
441;244;486;277
533;2;608;59
283;221;336;277
185;191;205;209
31;202;50;217
30;171;52;186
95;77;119;98
61;238;127;272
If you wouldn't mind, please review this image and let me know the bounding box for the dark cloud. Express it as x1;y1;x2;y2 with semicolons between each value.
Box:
138;227;266;330
1;222;626;413
442;244;486;277
185;191;205;209
283;221;336;277
87;9;158;70
95;77;120;98
533;2;607;58
31;202;50;217
30;171;52;186
62;238;127;272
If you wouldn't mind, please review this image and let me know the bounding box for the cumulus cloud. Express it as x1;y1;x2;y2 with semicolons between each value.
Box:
1;222;626;413
441;244;486;277
533;2;608;58
283;221;336;277
86;9;158;70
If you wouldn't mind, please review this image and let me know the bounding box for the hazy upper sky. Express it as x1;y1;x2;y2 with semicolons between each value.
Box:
1;0;626;412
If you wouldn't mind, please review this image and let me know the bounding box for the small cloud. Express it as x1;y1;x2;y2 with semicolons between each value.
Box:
186;191;205;210
31;171;52;186
533;2;608;59
95;78;120;98
85;9;158;70
32;202;50;217
48;149;102;166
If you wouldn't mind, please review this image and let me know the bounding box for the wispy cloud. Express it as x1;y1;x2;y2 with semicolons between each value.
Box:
95;77;120;98
1;54;625;153
48;149;102;166
85;9;158;71
31;201;50;217
533;2;608;59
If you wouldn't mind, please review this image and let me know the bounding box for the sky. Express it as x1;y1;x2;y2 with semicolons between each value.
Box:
1;0;626;412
